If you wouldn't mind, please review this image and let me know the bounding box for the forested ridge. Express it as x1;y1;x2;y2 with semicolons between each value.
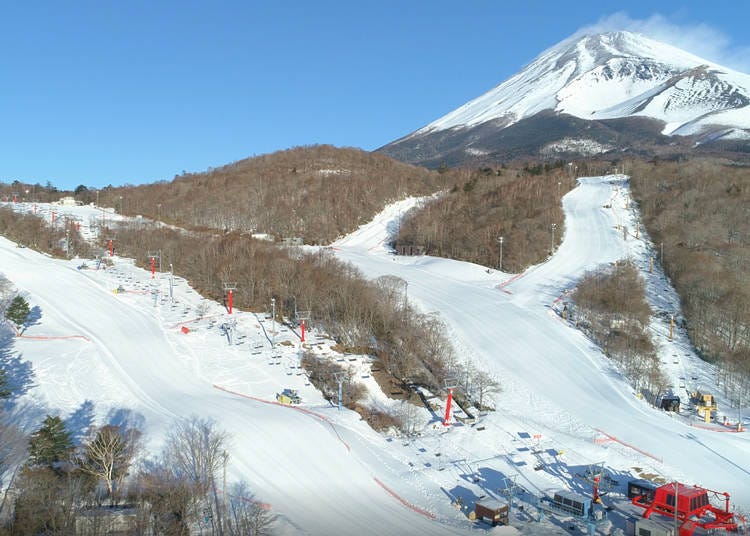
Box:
73;145;454;245
629;158;750;391
1;148;748;398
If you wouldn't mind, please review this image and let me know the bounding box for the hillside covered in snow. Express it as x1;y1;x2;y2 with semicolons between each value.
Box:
381;31;750;167
0;175;748;534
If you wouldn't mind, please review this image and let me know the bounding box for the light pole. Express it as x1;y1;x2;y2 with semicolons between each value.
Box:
497;236;503;271
271;298;276;349
550;223;557;255
402;280;409;326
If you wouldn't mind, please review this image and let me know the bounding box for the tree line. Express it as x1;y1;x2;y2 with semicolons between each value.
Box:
1;412;272;535
627;157;750;406
108;224;461;400
0;208;91;259
85;145;457;245
396;163;575;273
567;261;666;395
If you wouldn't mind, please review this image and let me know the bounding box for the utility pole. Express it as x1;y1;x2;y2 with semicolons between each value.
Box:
550;223;557;255
497;236;503;271
169;264;174;303
271;297;276;350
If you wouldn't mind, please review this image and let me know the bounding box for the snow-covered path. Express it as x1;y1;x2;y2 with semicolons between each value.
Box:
333;176;750;509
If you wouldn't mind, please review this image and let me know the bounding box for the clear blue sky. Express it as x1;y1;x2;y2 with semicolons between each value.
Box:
2;1;749;191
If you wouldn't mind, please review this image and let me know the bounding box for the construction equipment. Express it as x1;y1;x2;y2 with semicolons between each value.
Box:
632;482;739;535
691;391;717;423
276;388;301;405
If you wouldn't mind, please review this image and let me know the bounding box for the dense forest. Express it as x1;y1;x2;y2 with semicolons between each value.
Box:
395;162;576;273
628;158;750;402
568;261;665;395
72;145;456;245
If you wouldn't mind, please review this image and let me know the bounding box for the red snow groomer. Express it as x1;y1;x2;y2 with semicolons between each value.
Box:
632;482;742;535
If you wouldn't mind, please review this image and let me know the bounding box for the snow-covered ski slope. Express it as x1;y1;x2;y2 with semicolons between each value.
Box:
0;175;748;535
332;176;750;508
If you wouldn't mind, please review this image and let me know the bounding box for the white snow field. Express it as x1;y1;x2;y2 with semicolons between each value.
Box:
0;175;748;535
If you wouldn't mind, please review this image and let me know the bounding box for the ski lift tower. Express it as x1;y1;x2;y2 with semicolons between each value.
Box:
147;251;161;279
223;282;238;315
581;462;615;504
297;310;311;343
500;474;522;516
333;371;349;411
443;377;459;427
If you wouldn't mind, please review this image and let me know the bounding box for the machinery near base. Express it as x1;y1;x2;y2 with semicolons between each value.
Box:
690;390;717;423
276;388;301;404
632;481;742;535
538;490;608;536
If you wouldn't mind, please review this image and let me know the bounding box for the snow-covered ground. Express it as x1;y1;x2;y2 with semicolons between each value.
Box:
0;176;748;535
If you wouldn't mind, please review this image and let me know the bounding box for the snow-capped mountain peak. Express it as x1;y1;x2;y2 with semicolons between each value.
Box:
417;31;750;137
380;31;750;169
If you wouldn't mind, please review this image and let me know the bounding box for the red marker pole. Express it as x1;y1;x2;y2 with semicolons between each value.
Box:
301;319;305;342
33;203;37;214
108;240;113;257
443;388;453;426
228;289;233;314
151;257;155;279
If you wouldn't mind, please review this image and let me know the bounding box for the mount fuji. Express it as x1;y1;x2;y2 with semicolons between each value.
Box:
380;31;750;166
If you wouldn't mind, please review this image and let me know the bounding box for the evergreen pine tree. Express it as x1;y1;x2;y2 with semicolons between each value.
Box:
5;295;30;335
28;415;73;469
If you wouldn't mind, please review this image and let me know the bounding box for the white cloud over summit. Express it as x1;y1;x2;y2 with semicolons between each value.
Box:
573;12;750;72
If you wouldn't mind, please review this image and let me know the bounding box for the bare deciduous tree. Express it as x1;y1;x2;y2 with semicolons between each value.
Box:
471;371;502;410
163;415;228;495
0;411;28;518
224;481;275;536
78;424;141;502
